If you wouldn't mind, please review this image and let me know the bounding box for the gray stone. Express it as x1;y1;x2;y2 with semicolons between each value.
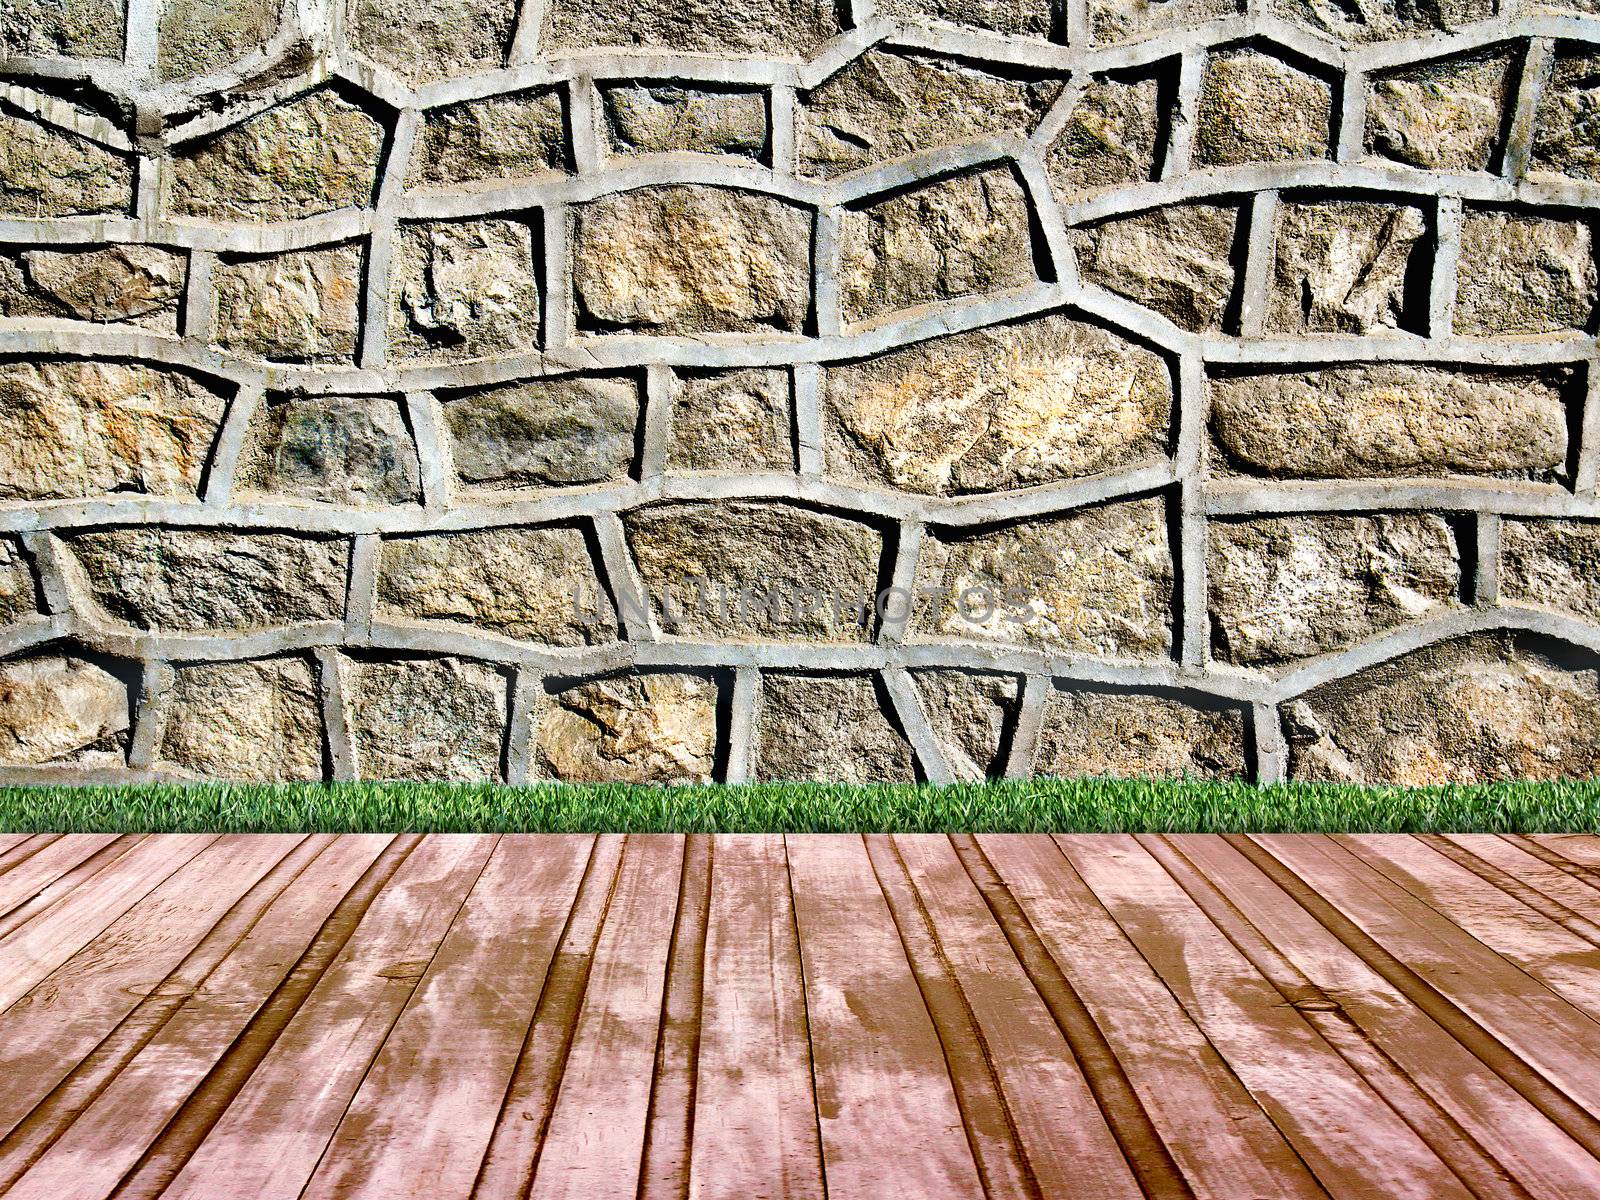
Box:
0;538;37;625
376;526;617;645
158;658;324;781
390;220;542;364
1501;519;1600;623
1036;688;1246;780
1271;0;1493;45
875;0;1053;37
1;0;123;58
1455;211;1597;336
1074;205;1240;332
910;499;1173;658
0;654;128;767
798;51;1061;179
1366;50;1515;172
1209;514;1460;665
1046;74;1162;199
1194;50;1331;168
535;672;719;784
668;369;792;472
410;91;567;190
543;0;839;56
0;112;132;218
445;375;640;489
573;186;811;335
754;673;915;783
624;502;884;642
1285;633;1600;784
214;243;364;363
0;246;186;330
1532;50;1600;184
825;313;1171;496
1209;365;1572;481
157;0;281;82
62;530;349;633
840;167;1036;327
348;0;516;84
1091;0;1240;44
236;395;422;507
347;657;507;782
0;361;227;501
913;670;1019;779
1268;201;1427;335
605;86;767;159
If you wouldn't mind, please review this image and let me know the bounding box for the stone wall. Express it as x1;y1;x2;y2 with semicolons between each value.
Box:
0;0;1597;786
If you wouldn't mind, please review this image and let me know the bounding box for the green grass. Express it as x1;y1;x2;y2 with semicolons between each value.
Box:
0;778;1597;834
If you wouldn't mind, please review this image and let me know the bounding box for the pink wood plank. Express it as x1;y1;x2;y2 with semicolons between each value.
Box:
0;834;122;918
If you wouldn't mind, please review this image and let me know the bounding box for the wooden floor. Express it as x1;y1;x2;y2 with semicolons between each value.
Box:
0;835;1598;1198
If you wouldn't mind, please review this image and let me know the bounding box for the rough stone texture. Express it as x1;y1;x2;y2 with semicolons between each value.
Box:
348;0;516;84
1;0;123;58
170;91;384;224
1366;50;1515;172
1272;0;1491;43
1074;205;1239;332
573;187;810;334
535;673;718;784
1286;634;1600;784
625;502;884;641
235;395;422;507
825;314;1171;496
543;0;840;55
1209;514;1461;665
0;654;128;766
1194;50;1332;168
1210;365;1572;481
376;526;617;644
214;243;364;363
1500;519;1600;622
1046;74;1163;199
346;657;507;781
0;538;37;624
1268;201;1427;335
410;92;567;190
61;529;349;632
157;0;281;82
390;220;541;364
1455;211;1598;336
1035;688;1246;780
0;361;226;501
158;658;323;780
1091;0;1240;44
0;112;132;218
1532;49;1600;184
444;375;640;489
605;86;766;159
910;499;1173;658
840;167;1036;327
876;0;1053;38
0;246;185;330
913;670;1018;779
797;51;1060;179
754;673;914;783
668;369;792;471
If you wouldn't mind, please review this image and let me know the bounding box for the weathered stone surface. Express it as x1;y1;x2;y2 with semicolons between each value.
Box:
349;0;515;83
1531;50;1600;184
2;0;123;58
170;91;383;223
754;673;915;782
347;657;507;782
410;92;567;190
0;361;226;500
544;0;839;56
797;51;1060;179
913;670;1018;779
1194;50;1331;167
668;368;792;472
1046;75;1162;198
625;502;883;642
157;0;281;82
1074;205;1239;332
910;499;1173;657
390;220;541;364
376;526;616;644
159;658;323;781
0;538;37;624
0;654;128;766
573;187;810;335
236;395;422;507
1091;0;1239;42
876;0;1052;37
825;313;1171;496
214;243;363;363
1455;211;1597;336
1036;689;1246;779
1268;201;1427;335
1286;633;1600;784
61;529;349;632
536;673;718;784
0;113;132;218
0;246;186;330
840;167;1036;327
605;86;766;159
1271;0;1492;45
444;375;640;489
1501;519;1600;622
1209;514;1460;665
1366;50;1515;172
1210;365;1572;480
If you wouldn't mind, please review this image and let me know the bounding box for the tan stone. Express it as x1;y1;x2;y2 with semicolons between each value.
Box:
0;246;186;330
159;658;324;781
754;673;915;782
1268;201;1426;335
348;0;516;83
0;112;132;218
390;220;542;363
913;670;1019;779
1091;0;1240;43
0;538;37;625
1531;50;1600;184
1036;689;1245;780
0;654;128;767
1455;211;1597;336
2;0;123;58
410;91;567;189
1046;75;1162;199
1075;205;1240;331
876;0;1052;37
536;673;718;784
347;657;507;782
445;376;640;489
1194;50;1331;167
1501;519;1600;622
544;0;840;56
1366;50;1515;172
668;369;792;472
605;86;767;159
158;0;281;82
214;243;363;363
236;395;422;507
1271;0;1492;45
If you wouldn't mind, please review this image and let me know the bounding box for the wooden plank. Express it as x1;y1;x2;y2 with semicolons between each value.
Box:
688;835;823;1200
0;834;122;918
1058;835;1473;1200
0;835;56;877
528;834;686;1200
785;834;983;1199
301;835;596;1200
976;834;1322;1200
1437;835;1600;934
156;835;498;1200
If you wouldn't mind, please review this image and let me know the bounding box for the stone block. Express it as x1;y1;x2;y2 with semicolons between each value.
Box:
159;657;324;781
1532;49;1600;184
913;670;1019;779
1268;200;1427;335
157;0;281;81
410;91;567;189
1074;205;1240;331
0;538;37;625
1455;210;1597;336
536;672;719;784
444;375;641;489
1501;519;1600;623
543;0;839;55
0;653;128;767
347;657;507;781
348;0;516;83
604;86;766;159
1366;50;1515;172
1035;688;1245;780
0;112;132;218
0;246;186;330
214;243;364;363
1046;74;1163;199
667;369;792;472
754;673;915;782
1194;50;1331;167
390;219;542;364
236;395;422;507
